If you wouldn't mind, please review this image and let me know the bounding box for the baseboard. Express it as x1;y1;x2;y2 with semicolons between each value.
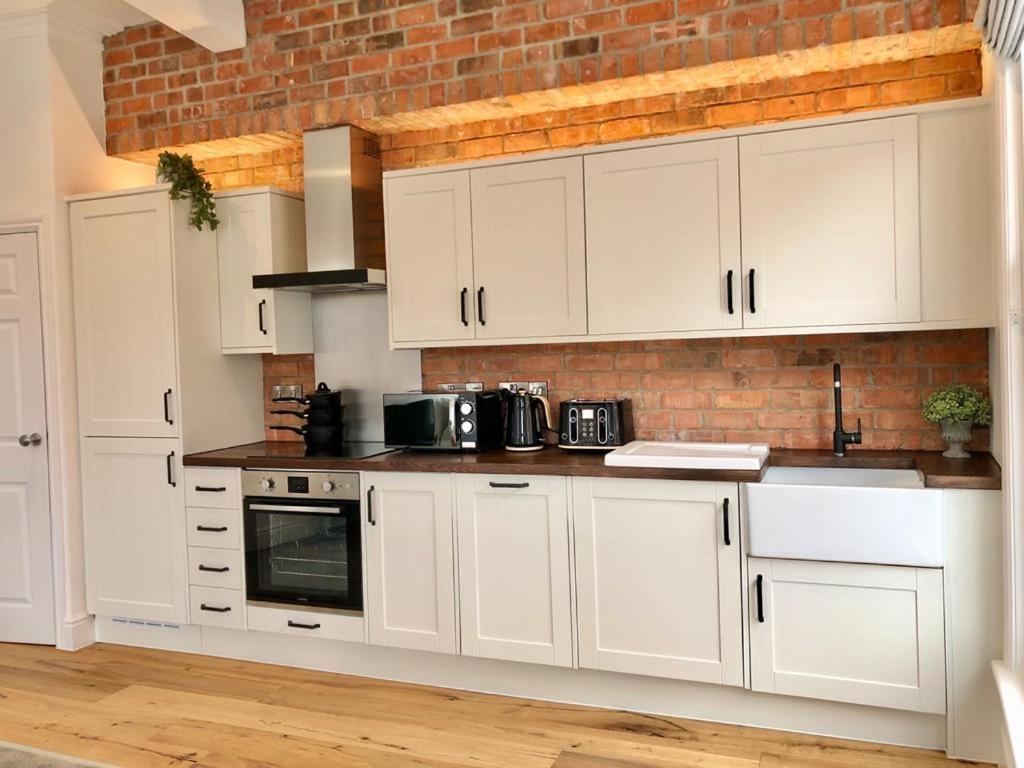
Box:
993;660;1022;767
57;612;95;651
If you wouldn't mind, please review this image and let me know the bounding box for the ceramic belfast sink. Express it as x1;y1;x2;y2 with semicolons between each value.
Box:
745;466;944;567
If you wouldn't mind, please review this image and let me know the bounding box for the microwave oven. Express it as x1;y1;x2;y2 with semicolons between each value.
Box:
383;390;503;451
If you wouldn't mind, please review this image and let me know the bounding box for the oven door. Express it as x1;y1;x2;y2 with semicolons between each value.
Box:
244;498;362;612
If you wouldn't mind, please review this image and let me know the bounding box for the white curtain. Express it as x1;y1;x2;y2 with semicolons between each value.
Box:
977;0;1024;60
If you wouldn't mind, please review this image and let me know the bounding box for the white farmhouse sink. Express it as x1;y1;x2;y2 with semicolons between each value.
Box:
745;466;944;567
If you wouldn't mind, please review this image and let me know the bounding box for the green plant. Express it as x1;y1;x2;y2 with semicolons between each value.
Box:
922;384;992;426
156;152;219;231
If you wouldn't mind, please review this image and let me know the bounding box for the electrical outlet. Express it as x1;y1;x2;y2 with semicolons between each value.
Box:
498;381;528;394
437;383;460;391
528;381;549;398
271;384;303;401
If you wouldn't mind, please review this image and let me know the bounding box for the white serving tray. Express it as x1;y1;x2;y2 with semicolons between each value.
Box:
604;441;770;470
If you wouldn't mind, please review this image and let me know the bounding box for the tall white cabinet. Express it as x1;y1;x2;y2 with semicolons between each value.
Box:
71;185;264;624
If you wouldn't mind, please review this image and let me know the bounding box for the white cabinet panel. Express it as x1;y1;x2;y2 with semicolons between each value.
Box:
385;171;476;343
187;546;243;590
81;437;187;623
71;191;179;437
586;139;742;334
186;508;241;550
189;585;244;630
455;475;572;666
739;116;920;328
184;467;241;510
573;478;742;685
749;558;946;714
364;472;457;654
246;603;364;643
470;158;587;339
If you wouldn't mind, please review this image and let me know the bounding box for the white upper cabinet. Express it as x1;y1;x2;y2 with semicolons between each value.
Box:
739;116;920;328
573;478;743;685
71;190;180;438
470;158;587;339
385;171;475;343
586;139;742;334
216;188;312;355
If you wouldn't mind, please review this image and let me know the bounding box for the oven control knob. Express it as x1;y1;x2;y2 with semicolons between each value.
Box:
259;477;275;492
459;402;474;416
461;419;474;434
321;480;336;493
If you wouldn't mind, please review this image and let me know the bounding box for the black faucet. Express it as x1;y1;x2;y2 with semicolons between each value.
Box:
832;363;862;457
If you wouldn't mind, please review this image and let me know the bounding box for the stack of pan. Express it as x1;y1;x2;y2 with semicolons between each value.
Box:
270;382;345;449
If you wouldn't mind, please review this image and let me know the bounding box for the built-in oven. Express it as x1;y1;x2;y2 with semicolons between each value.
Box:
241;470;363;613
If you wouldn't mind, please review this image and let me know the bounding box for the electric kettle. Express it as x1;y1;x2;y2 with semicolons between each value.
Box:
503;389;552;452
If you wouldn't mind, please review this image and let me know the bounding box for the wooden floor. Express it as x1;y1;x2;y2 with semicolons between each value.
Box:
0;643;981;768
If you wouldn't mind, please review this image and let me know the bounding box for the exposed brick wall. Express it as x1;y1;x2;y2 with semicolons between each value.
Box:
422;330;991;451
100;0;975;155
263;354;316;441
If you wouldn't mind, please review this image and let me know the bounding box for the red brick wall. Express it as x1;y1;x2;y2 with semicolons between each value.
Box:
422;330;990;451
100;0;974;155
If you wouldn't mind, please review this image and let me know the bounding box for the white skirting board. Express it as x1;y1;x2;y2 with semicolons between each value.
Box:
94;616;946;752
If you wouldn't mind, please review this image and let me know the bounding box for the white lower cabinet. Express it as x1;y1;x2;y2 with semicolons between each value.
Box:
455;474;573;667
363;472;458;654
190;586;245;630
573;478;743;685
748;558;946;714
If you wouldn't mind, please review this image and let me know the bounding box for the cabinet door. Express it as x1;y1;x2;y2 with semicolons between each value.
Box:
364;472;457;654
217;193;275;350
471;158;587;339
573;478;742;685
71;192;179;437
385;171;476;343
749;558;946;714
740;116;920;328
80;437;187;623
585;140;742;334
455;475;572;666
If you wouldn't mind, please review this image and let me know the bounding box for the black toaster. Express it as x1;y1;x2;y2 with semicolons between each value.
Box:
558;398;634;450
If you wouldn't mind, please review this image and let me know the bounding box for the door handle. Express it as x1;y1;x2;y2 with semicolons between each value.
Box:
200;604;231;613
166;451;176;487
194;486;227;493
287;620;321;630
722;498;731;546
258;299;268;335
196;525;229;533
460;287;469;326
17;433;42;447
489;481;530;489
748;269;756;314
755;574;765;623
477;286;486;326
726;270;734;315
367;485;376;526
163;389;174;425
198;564;230;573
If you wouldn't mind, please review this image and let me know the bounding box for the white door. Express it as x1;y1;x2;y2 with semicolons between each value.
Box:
70;191;179;437
470;158;587;339
573;478;742;685
0;233;54;644
455;475;572;666
749;558;946;713
740;116;920;328
217;193;276;351
385;171;476;343
585;139;742;334
364;472;458;654
80;437;187;623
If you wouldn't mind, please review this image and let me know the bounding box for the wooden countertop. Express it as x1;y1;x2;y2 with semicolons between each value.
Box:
183;442;1002;490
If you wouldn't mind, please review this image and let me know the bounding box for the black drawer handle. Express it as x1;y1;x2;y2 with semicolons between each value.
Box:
723;498;731;546
198;565;229;573
194;485;227;493
748;268;756;314
258;298;268;335
166;451;176;487
196;525;228;533
726;269;734;315
163;389;174;425
287;620;321;630
200;604;231;613
489;481;529;489
460;287;469;326
755;574;765;623
367;485;376;526
477;286;486;326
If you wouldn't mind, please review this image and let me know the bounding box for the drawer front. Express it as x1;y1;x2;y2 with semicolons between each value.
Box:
184;468;241;509
246;604;364;643
190;586;244;630
186;508;241;550
188;546;243;590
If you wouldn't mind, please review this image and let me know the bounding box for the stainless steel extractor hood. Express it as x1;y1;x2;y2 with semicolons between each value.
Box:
252;125;386;293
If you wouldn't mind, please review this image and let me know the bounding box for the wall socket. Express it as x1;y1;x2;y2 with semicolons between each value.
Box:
498;381;549;398
271;384;304;401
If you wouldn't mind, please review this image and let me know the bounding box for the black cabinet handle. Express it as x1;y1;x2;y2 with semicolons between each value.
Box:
166;451;176;487
367;485;376;526
196;525;229;533
723;498;731;546
163;389;174;425
748;269;756;314
477;286;486;326
460;287;469;326
489;481;529;489
726;270;734;315
198;565;229;573
755;574;765;623
200;604;231;613
258;299;268;335
194;485;227;493
287;620;321;630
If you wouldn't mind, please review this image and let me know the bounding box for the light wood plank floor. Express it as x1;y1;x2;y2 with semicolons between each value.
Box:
0;643;983;768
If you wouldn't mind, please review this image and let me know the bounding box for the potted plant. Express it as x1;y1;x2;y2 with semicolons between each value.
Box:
922;384;992;459
156;152;219;231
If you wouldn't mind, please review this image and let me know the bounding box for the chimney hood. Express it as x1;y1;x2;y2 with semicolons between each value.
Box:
252;125;387;293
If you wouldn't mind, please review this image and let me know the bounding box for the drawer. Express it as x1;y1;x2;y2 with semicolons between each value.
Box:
186;508;241;550
190;586;244;630
185;468;241;510
246;604;364;643
188;546;243;590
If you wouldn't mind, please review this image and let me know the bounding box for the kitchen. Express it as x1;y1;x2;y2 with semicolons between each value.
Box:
0;0;1021;766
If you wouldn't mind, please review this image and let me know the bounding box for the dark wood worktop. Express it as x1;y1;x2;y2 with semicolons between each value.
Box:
183;442;1001;490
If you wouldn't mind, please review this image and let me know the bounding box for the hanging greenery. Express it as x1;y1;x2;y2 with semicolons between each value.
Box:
156;152;220;231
